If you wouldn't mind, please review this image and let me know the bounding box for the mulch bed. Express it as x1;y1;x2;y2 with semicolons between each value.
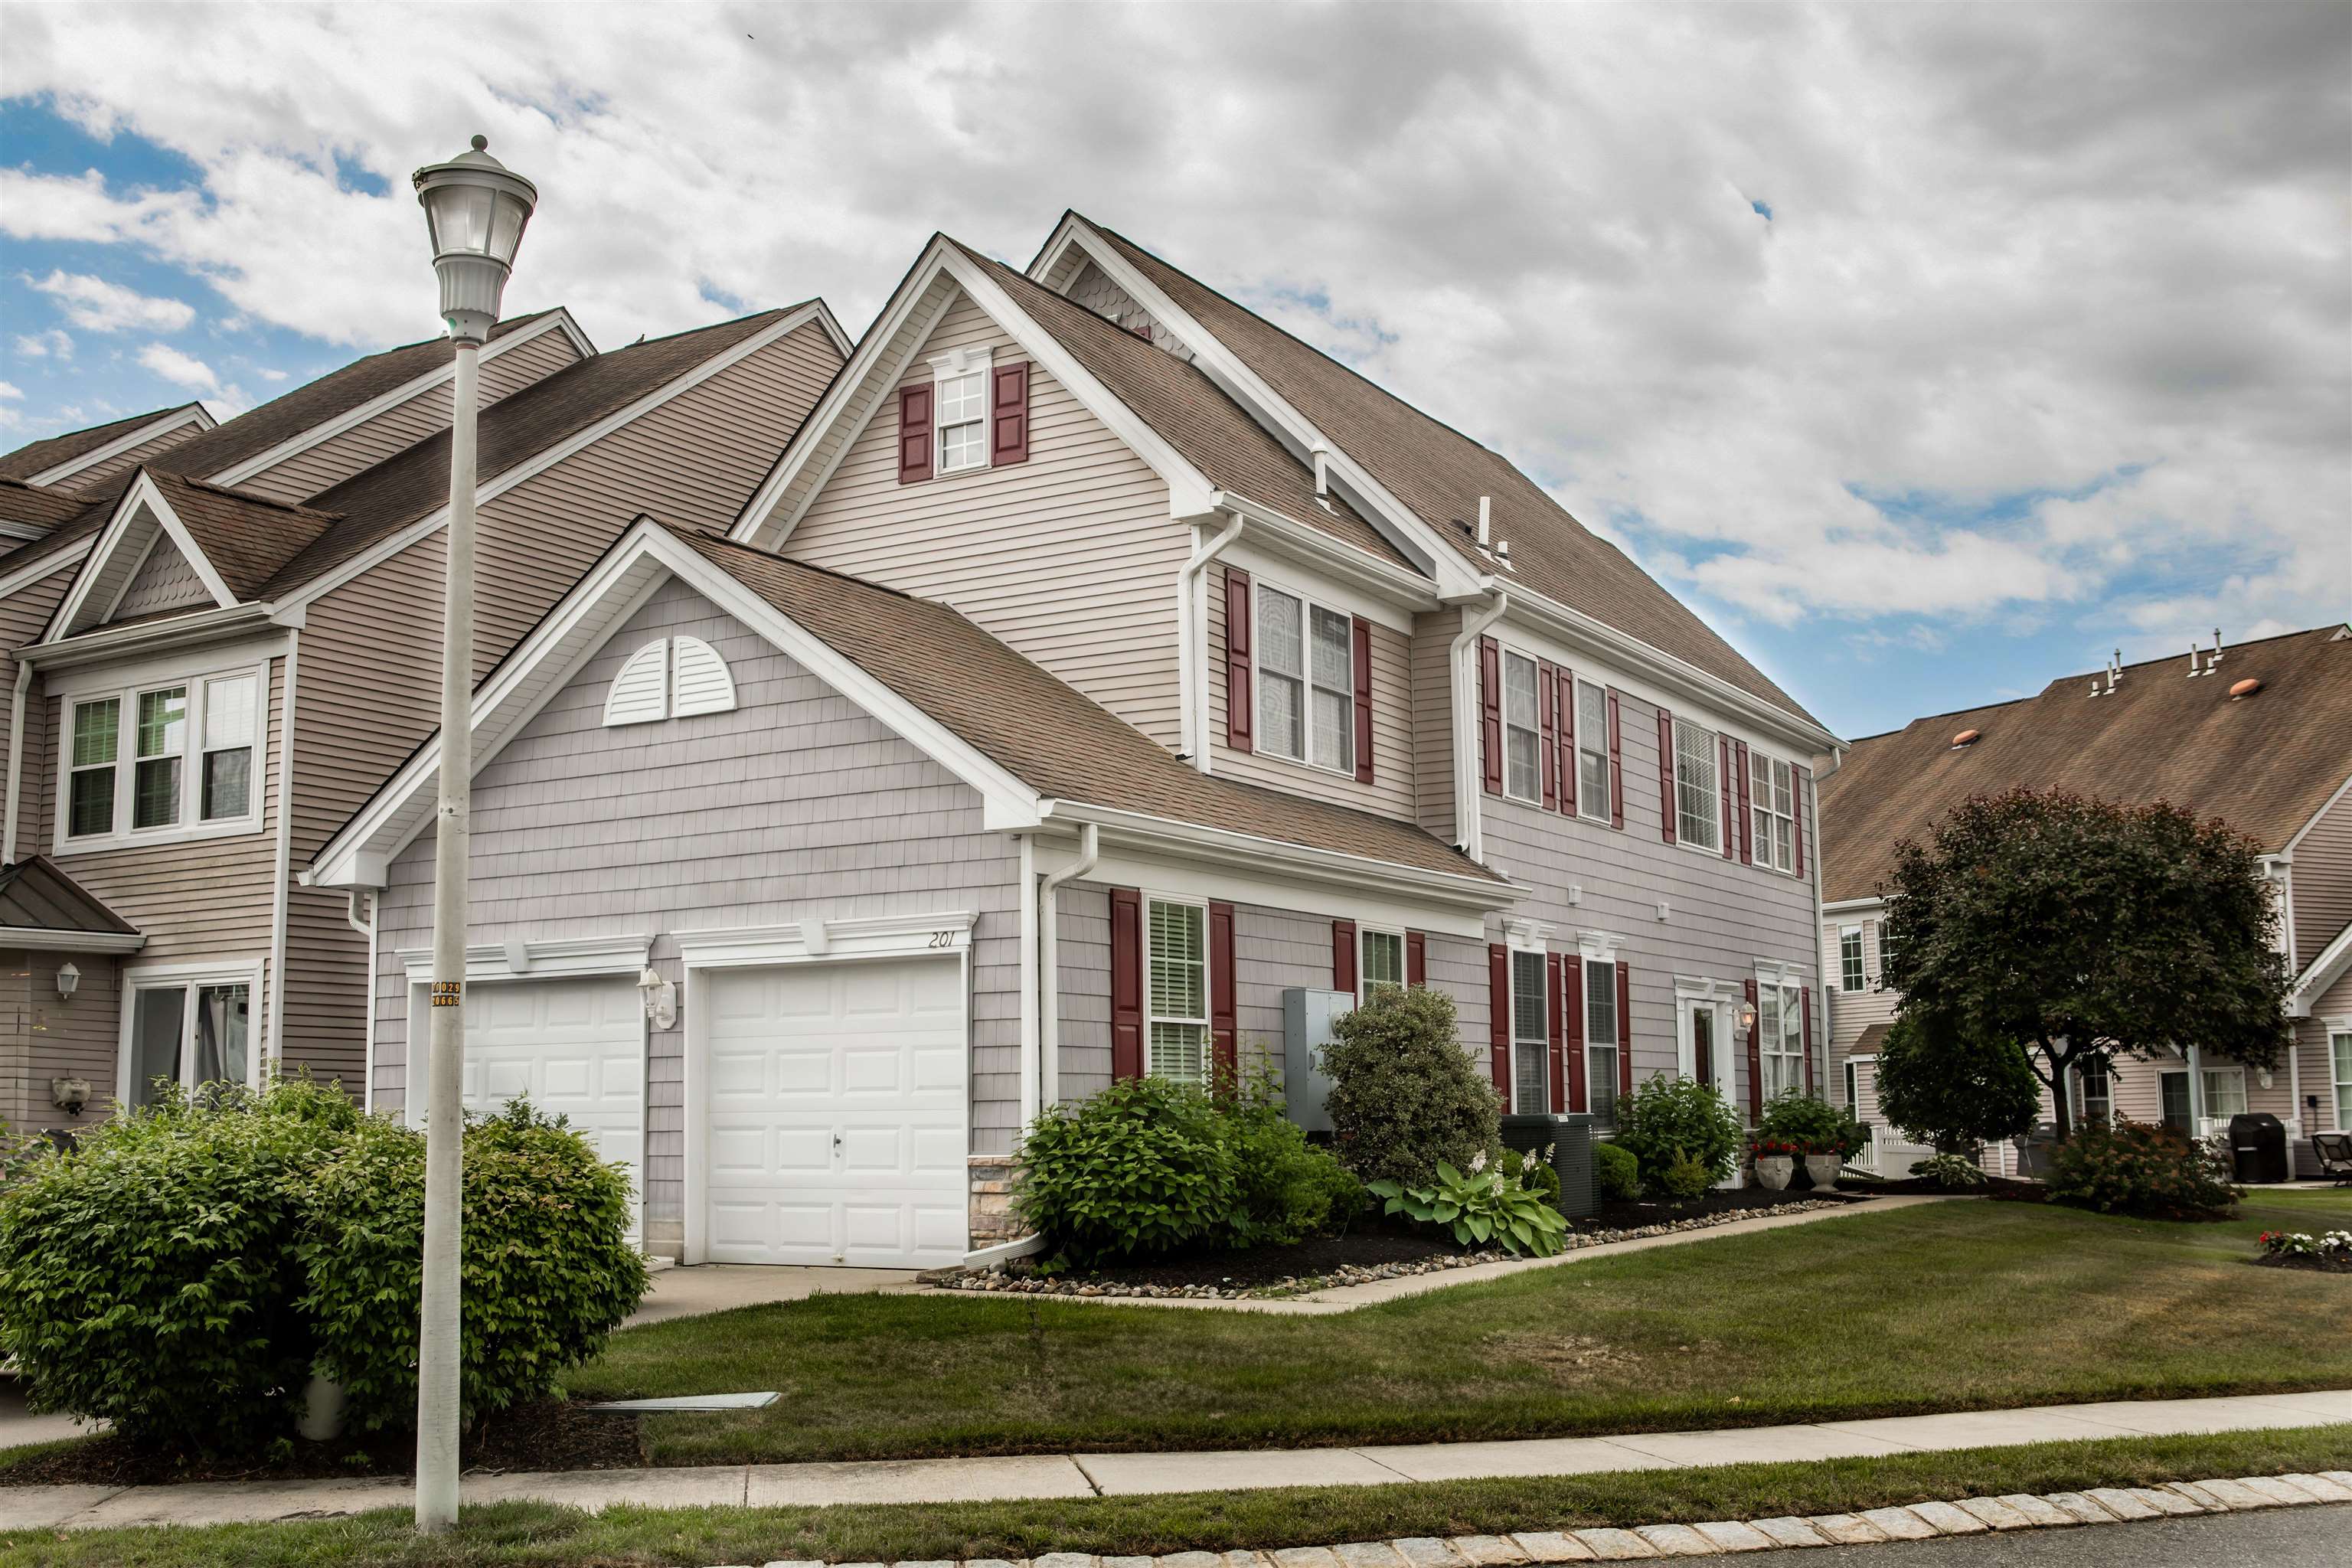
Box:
1083;1225;1459;1290
2252;1251;2352;1275
1574;1183;1864;1233
0;1398;645;1488
1838;1173;2049;1198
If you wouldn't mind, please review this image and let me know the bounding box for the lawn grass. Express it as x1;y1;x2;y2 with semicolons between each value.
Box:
567;1189;2352;1466
6;1425;2346;1567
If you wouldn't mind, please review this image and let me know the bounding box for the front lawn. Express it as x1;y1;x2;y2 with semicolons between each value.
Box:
568;1189;2352;1467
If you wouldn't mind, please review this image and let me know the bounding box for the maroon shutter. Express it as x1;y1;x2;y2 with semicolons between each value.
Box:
1744;976;1763;1120
1478;636;1504;795
1210;900;1236;1090
896;384;933;484
1563;957;1587;1112
1606;691;1625;828
1556;668;1576;817
1794;765;1811;877
1488;943;1511;1097
1405;931;1427;987
1736;741;1753;866
1719;736;1733;860
1615;961;1634;1099
1656;707;1677;845
1546;951;1566;1113
1537;659;1558;810
989;361;1029;466
1332;919;1357;995
1802;985;1815;1096
1110;887;1144;1080
1351;620;1374;784
1223;567;1253;752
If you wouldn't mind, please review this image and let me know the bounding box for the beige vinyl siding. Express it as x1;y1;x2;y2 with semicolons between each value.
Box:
1824;908;1896;1057
1;949;122;1136
54;424;207;494
108;537;214;621
1412;607;1462;844
785;289;1187;747
2290;778;2352;969
0;565;75;838
368;580;1020;1247
479;323;588;403
1204;563;1416;822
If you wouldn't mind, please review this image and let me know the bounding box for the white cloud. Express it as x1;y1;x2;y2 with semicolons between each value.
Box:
136;341;220;392
24;269;197;333
0;381;22;401
12;329;75;360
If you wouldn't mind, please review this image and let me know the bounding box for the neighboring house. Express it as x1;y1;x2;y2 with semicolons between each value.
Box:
310;214;1839;1269
0;301;849;1141
1818;626;2352;1178
0;403;218;505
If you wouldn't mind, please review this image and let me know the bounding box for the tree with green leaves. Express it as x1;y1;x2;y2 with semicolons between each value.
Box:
1880;789;2290;1141
1874;1008;2044;1154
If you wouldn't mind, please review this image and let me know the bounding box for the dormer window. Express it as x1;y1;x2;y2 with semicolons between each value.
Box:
603;635;737;727
934;355;989;474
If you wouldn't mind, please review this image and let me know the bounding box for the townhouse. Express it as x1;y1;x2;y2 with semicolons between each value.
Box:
309;214;1840;1268
0;302;848;1138
1818;627;2352;1178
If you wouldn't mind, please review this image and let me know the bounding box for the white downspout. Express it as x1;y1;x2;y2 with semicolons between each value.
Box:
265;629;299;1080
1037;822;1100;1114
2;659;31;865
348;888;378;1113
1449;590;1508;859
1016;834;1037;1135
1176;510;1245;774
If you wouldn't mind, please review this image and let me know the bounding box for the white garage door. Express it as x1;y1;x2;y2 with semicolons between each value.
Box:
702;956;967;1268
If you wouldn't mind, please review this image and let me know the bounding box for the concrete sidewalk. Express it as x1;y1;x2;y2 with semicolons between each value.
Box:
6;1387;2344;1532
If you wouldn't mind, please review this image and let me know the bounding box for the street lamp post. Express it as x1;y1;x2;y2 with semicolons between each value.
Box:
409;133;535;1535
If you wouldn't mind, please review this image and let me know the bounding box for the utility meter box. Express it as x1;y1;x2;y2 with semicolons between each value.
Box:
1282;986;1354;1132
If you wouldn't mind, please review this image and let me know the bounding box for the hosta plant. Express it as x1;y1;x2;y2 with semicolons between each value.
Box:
1909;1152;1989;1188
1366;1152;1570;1257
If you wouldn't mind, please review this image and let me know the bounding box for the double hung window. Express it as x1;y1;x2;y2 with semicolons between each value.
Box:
1674;718;1720;850
1360;928;1405;1000
935;366;987;473
1757;979;1804;1100
1574;680;1609;820
1839;927;1866;992
1750;750;1795;871
1256;584;1355;774
1502;651;1540;802
1147;899;1209;1085
1584;957;1619;1124
1511;948;1550;1112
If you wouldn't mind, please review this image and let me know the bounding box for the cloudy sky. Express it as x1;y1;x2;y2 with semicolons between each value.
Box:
2;2;2345;737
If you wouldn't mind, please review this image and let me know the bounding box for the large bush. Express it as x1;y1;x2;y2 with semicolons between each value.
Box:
1322;984;1500;1187
1592;1139;1642;1201
1223;1089;1365;1246
0;1078;359;1453
1614;1074;1742;1185
1015;1076;1240;1266
299;1101;647;1432
1875;1009;2043;1154
2046;1119;2239;1217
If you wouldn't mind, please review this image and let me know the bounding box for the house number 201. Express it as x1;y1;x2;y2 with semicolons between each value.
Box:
928;930;958;948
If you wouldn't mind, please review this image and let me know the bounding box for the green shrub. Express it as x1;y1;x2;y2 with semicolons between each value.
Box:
1909;1152;1988;1188
1322;984;1500;1187
1592;1138;1642;1201
1224;1088;1365;1246
1655;1149;1713;1200
1014;1076;1240;1266
299;1102;647;1433
0;1077;359;1454
1367;1154;1570;1256
2047;1119;2240;1217
1876;1009;2043;1153
1501;1146;1561;1207
1614;1074;1743;1184
1756;1089;1867;1161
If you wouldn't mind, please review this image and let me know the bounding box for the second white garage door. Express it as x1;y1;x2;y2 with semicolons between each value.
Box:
701;956;967;1268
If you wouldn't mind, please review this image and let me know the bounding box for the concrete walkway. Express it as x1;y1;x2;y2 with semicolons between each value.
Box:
6;1387;2344;1532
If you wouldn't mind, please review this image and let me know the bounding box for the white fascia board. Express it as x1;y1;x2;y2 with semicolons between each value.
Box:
0;536;95;601
0;926;146;954
24;405;215;489
2281;771;2352;858
395;933;652;984
21;605;279;674
1212;492;1439;627
2291;920;2352;1018
272;304;831;618
1821;895;1887;915
42;474;241;643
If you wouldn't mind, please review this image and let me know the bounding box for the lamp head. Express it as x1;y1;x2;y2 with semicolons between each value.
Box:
55;960;79;1000
412;134;537;344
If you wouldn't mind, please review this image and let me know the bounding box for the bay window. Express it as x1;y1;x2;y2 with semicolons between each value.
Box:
1674;717;1720;850
1147;897;1209;1085
1256;583;1354;774
62;666;263;848
1750;749;1795;872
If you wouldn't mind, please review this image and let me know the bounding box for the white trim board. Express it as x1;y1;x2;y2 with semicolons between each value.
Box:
23;405;216;490
394;933;654;985
0;926;144;954
674;911;975;969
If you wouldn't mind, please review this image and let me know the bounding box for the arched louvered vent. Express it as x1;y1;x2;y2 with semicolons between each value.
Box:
670;635;737;717
603;640;671;727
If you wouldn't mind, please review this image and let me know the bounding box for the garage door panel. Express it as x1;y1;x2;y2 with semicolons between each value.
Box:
709;1048;769;1097
841;1047;903;1095
772;1049;833;1096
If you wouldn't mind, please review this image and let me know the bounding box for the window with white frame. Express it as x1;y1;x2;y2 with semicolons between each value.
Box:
1584;957;1619;1124
2331;1031;2351;1129
1844;1057;1860;1112
1674;717;1720;850
1511;947;1550;1113
1502;650;1541;802
1757;978;1804;1101
1839;926;1866;992
934;362;988;473
1574;679;1609;822
1360;928;1405;1001
1749;749;1795;872
65;668;262;846
1255;583;1354;774
1147;898;1210;1085
2200;1066;2247;1119
122;972;253;1108
2075;1059;2113;1125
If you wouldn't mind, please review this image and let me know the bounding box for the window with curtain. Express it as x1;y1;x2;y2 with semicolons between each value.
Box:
125;978;250;1106
1360;929;1405;999
1749;749;1795;871
1502;650;1540;802
1256;584;1354;774
1147;899;1208;1085
1584;957;1619;1124
1511;949;1549;1113
2201;1067;2248;1119
1674;718;1720;850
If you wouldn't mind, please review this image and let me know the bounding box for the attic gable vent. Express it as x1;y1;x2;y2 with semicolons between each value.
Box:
603;635;737;727
1950;728;1981;750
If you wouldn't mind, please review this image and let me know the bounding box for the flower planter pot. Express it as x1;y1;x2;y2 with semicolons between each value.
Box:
1754;1155;1795;1191
298;1373;346;1442
1804;1155;1842;1191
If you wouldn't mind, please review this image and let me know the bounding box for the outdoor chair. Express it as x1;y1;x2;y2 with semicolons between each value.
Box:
2311;1131;2352;1187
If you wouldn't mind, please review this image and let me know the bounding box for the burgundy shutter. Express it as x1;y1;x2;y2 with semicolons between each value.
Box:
1563;957;1587;1112
1488;943;1511;1098
1794;764;1811;877
1719;736;1734;860
1405;931;1427;987
1606;691;1625;828
1110;887;1144;1080
1802;985;1816;1095
1546;951;1566;1113
989;361;1030;466
896;384;933;484
1351;620;1374;784
1744;976;1763;1121
1223;567;1253;752
1537;659;1558;810
1656;707;1677;845
1210;900;1237;1090
1478;635;1504;795
1556;668;1576;816
1615;961;1634;1099
1736;740;1753;866
1332;919;1357;995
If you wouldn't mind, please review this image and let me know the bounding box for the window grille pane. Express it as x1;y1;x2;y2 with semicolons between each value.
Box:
137;688;185;759
1148;901;1205;1021
1361;930;1404;990
1149;1022;1207;1084
936;371;984;424
1506;728;1539;801
1841;929;1865;992
1773;758;1793;815
1774;818;1792;871
1579;750;1609;813
1578;682;1608;744
1512;951;1547;1042
133;756;181;829
69;769;114;838
1259;670;1302;760
1503;654;1537;730
1258;588;1303;678
1310;606;1351;691
1675;722;1717;848
73;699;118;768
939;420;985;472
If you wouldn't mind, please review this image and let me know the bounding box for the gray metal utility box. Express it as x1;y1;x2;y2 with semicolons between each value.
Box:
1282;987;1354;1133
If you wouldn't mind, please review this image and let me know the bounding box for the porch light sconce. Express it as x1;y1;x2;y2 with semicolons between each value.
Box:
54;961;79;1001
1655;900;1671;922
2257;1067;2273;1090
1737;1001;1758;1034
51;1076;90;1117
637;967;677;1031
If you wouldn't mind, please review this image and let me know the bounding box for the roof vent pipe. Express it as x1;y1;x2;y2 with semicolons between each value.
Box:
1476;495;1493;556
1495;538;1513;570
2209;627;2225;671
1311;442;1331;508
2187;640;2201;678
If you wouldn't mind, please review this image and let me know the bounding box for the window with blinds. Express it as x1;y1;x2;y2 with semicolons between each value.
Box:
1511;948;1550;1113
1147;898;1209;1084
1674;717;1720;851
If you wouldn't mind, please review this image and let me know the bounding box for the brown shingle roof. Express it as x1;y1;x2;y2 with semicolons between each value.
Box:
0;856;140;936
949;243;1410;570
1081;218;1818;726
1817;626;2352;903
670;525;1504;886
0;478;103;541
141;472;341;601
0;404;203;482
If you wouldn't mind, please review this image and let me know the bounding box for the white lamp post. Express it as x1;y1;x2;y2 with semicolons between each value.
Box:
409;132;534;1535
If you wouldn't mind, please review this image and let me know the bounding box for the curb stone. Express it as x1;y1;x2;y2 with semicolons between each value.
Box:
1690;1519;1775;1552
1803;1515;1887;1546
